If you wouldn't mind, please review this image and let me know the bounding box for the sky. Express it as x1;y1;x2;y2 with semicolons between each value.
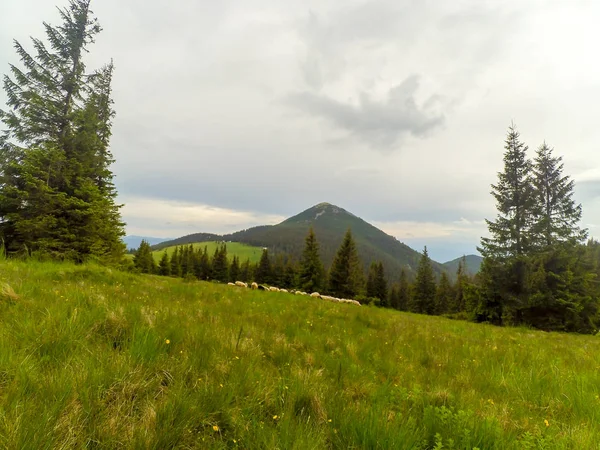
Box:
2;0;600;262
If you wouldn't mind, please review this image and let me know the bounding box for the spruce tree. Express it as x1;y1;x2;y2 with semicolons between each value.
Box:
170;247;182;277
366;261;387;305
283;257;298;289
0;0;125;261
328;228;364;298
158;251;171;276
133;240;156;274
229;255;240;282
211;244;228;282
199;246;211;280
298;227;325;292
255;249;272;284
239;258;251;282
397;268;410;311
479;124;535;260
434;272;453;315
411;247;436;314
531;143;587;248
453;256;469;313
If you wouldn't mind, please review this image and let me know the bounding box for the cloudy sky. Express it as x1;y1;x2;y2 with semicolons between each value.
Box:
2;0;600;262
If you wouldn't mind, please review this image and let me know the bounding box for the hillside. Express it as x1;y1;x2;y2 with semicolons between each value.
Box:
442;254;483;276
155;203;446;280
123;235;172;250
0;260;598;448
151;241;264;264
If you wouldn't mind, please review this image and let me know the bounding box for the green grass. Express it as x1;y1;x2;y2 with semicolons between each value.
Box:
0;259;599;448
151;241;263;263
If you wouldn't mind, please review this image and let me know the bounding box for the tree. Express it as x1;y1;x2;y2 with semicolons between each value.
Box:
434;272;453;315
531;143;587;248
158;250;171;276
229;255;240;282
170;247;181;277
0;0;125;261
282;257;298;289
411;247;436;314
212;244;228;282
366;261;387;305
255;249;272;284
479;124;535;261
397;268;410;311
328;228;364;298
133;240;156;274
298;227;325;292
239;258;251;282
453;256;469;313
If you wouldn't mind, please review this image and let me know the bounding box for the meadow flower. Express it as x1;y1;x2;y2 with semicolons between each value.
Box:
273;415;279;420
165;339;170;344
544;419;549;427
213;425;220;431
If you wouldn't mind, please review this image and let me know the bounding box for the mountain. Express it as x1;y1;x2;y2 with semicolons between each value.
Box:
154;202;446;281
123;235;173;251
442;255;483;276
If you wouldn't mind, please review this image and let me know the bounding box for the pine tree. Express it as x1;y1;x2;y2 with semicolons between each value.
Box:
158;251;171;276
434;272;453;315
411;247;436;314
531;143;587;248
453;256;469;313
397;268;410;311
328;229;364;298
366;261;387;305
239;258;251;282
0;0;125;261
298;227;325;292
170;247;181;277
229;255;240;282
283;257;298;289
388;285;400;310
133;240;156;274
479;124;535;261
255;249;272;284
211;244;228;282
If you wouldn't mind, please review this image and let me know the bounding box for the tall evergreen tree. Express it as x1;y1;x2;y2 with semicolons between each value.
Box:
229;255;240;282
328;228;364;298
0;0;125;261
239;258;251;282
434;272;453;315
282;257;298;289
531;143;587;248
298;227;325;292
158;250;171;276
170;247;182;277
411;247;436;315
133;240;156;274
397;268;410;311
453;256;469;313
211;244;228;282
255;249;272;284
479;125;535;261
366;261;387;305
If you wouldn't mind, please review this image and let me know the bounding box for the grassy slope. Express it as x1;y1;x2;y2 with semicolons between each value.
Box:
0;261;599;449
151;241;264;264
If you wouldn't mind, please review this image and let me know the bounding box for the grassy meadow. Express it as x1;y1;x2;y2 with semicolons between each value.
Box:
151;241;263;264
0;259;599;449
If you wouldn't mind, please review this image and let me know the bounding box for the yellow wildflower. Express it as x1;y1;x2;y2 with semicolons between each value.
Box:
273;415;279;420
544;419;549;427
213;425;219;431
165;339;170;344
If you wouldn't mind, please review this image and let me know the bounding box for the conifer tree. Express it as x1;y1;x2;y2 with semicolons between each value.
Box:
199;246;211;280
397;268;410;311
283;257;298;289
255;249;272;284
434;272;453;315
479;124;535;260
239;258;251;282
158;250;171;276
298;227;325;292
366;261;387;305
388;285;400;310
170;247;182;277
453;256;469;313
133;240;156;274
211;244;229;282
0;0;125;261
531;143;587;248
328;228;364;298
229;255;240;282
411;247;436;314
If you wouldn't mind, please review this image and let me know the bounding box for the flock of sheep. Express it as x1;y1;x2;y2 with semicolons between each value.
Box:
227;281;361;306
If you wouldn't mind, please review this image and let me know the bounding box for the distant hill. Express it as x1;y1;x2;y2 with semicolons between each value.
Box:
152;233;222;251
123;235;173;250
154;203;447;281
442;255;483;276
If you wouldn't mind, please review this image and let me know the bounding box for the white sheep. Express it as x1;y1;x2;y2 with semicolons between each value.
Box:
235;281;248;288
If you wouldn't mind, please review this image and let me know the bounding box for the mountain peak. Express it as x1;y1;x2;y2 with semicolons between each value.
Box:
282;202;357;224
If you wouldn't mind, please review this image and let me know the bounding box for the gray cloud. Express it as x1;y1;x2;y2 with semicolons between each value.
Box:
285;75;445;147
